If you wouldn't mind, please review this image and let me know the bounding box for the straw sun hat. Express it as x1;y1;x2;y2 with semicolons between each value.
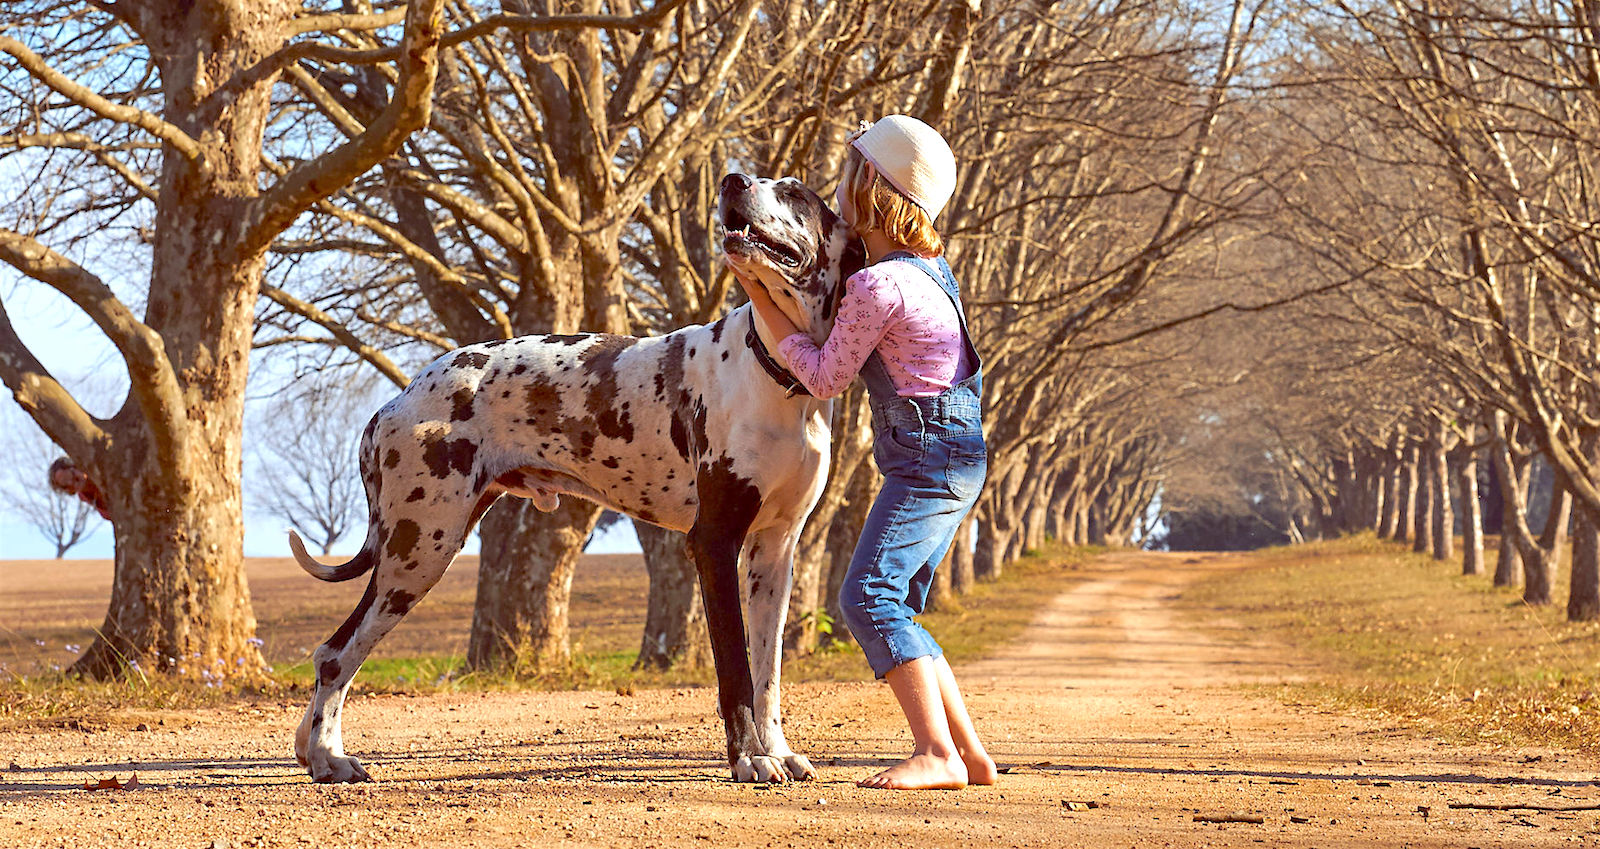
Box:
850;115;958;221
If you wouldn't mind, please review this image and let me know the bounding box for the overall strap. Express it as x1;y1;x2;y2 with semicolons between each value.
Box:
883;252;983;375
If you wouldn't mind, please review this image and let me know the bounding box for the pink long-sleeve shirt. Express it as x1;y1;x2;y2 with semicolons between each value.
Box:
777;260;973;399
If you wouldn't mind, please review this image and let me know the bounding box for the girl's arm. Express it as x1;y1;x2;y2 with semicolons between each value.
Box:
729;265;900;399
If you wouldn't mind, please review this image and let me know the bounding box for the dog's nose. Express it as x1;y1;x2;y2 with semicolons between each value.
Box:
720;173;752;194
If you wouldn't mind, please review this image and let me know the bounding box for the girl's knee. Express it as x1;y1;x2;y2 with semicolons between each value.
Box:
836;581;872;635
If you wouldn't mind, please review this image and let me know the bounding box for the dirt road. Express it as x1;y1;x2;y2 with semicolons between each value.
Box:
3;551;1597;848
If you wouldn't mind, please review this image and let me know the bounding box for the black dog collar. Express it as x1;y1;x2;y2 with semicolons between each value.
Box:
745;325;812;398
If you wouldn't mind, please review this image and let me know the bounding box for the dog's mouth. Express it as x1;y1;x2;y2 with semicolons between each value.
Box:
720;207;802;268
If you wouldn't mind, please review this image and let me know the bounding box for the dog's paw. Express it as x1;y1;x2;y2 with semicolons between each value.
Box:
308;753;372;784
732;755;791;783
779;752;816;781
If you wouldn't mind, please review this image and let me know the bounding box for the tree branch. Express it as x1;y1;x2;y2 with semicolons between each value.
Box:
0;36;203;162
239;0;447;257
0;228;184;461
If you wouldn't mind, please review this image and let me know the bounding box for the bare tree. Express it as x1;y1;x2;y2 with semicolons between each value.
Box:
247;379;375;556
0;0;702;677
0;417;103;558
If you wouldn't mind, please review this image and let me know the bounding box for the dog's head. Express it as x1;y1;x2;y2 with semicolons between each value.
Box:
718;173;866;342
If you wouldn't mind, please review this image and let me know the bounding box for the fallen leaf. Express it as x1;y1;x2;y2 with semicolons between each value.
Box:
82;774;139;791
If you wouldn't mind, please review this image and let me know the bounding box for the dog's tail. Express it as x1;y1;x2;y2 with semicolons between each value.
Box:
289;530;375;582
288;410;385;583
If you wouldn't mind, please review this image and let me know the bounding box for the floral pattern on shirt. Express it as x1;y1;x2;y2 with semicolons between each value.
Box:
778;260;971;399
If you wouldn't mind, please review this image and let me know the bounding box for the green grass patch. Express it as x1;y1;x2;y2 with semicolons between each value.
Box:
1185;533;1600;751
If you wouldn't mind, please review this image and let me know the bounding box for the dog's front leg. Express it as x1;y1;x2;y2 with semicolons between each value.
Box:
742;525;815;781
686;517;770;780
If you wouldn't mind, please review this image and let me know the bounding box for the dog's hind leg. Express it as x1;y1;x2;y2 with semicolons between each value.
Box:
742;524;815;781
295;502;479;783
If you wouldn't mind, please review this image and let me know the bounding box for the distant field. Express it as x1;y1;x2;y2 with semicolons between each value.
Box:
0;553;648;677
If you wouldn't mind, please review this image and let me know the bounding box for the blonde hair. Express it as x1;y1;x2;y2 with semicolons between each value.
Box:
838;146;945;257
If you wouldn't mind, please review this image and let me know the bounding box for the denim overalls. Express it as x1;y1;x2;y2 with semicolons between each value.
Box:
837;252;988;678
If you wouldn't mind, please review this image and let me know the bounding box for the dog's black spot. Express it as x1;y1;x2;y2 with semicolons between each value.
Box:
421;435;477;479
451;350;491;370
689;347;696;359
482;339;510;349
721;350;729;361
403;561;418;571
512;363;529;375
657;335;687;401
449;387;476;422
310;714;323;730
406;487;425;503
602;456;620;469
318;657;342;685
691;396;710;456
545;333;588;345
384;449;401;469
384;589;418;616
710;316;727;344
432;529;445;541
669;413;691;461
580;336;637;444
387;519;421;559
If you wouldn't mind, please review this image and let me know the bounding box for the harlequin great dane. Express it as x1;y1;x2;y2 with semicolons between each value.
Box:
289;173;864;784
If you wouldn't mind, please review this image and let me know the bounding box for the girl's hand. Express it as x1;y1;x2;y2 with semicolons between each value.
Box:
727;263;772;306
728;261;803;341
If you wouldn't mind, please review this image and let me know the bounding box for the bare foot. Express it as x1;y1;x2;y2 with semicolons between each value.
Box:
857;753;968;790
962;749;998;786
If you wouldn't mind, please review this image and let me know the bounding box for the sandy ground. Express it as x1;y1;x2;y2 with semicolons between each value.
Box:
3;550;1598;848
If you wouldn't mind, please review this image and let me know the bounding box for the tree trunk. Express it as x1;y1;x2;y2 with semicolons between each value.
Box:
1430;423;1453;562
1525;476;1571;606
468;498;601;673
1569;503;1600;621
1380;431;1403;538
1397;441;1418;542
633;522;709;670
1459;444;1484;576
951;515;976;594
75;461;262;679
1412;440;1433;555
1492;427;1529;588
64;7;317;678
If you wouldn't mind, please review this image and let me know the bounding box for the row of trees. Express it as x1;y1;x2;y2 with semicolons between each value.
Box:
0;0;1274;679
1196;2;1600;621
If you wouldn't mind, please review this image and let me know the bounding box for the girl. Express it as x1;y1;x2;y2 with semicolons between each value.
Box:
731;115;994;790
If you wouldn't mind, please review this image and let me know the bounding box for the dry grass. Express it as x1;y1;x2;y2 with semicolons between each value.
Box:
0;543;1096;725
1183;533;1600;752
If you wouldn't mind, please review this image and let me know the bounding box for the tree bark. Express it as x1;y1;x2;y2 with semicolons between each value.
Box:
633;522;710;670
1380;430;1404;538
1430;422;1453;562
468;498;601;673
1491;422;1530;588
1569;503;1600;621
1525;475;1571;606
1459;443;1485;576
1413;439;1434;555
1397;441;1419;542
